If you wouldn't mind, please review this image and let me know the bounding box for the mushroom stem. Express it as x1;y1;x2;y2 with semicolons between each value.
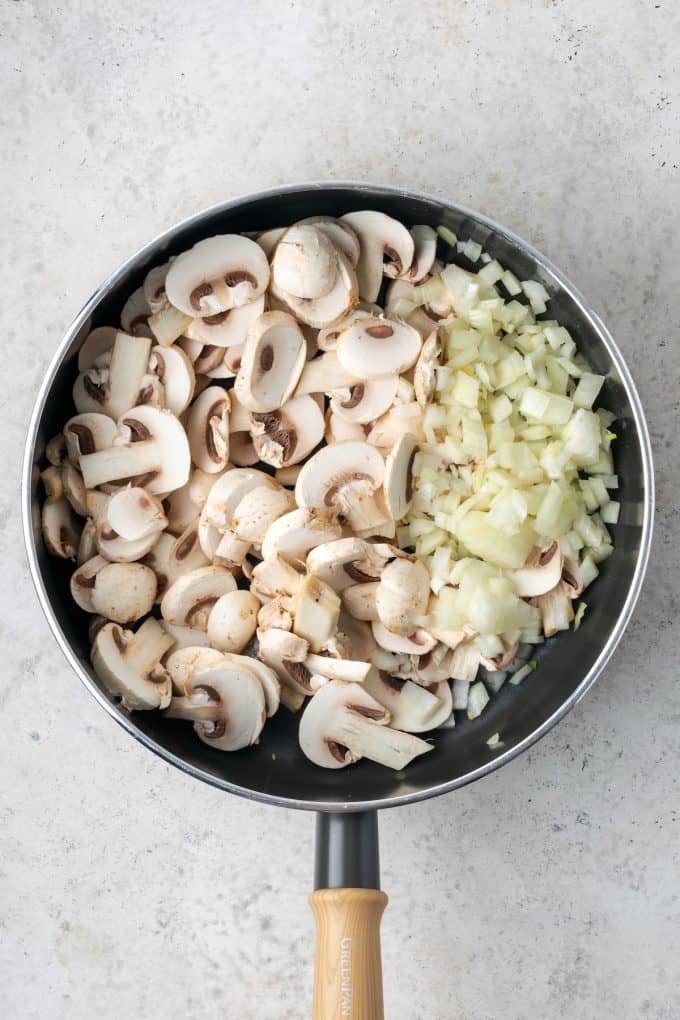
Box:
335;709;432;770
164;689;220;722
336;489;388;532
80;440;160;489
125;618;175;676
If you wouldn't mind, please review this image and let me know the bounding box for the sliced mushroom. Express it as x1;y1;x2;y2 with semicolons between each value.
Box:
281;251;359;329
329;375;398;425
562;556;584;598
296;216;361;266
203;467;277;562
257;628;312;696
161;565;238;630
340;211;414;302
40;465;63;503
143;261;172;314
92;617;174;710
257;594;294;632
531;582;574;637
106;487;167;541
70;555;108;612
342;581;380;621
206;590;259;652
363;668;451;732
295;351;359;396
77;519;98;564
148;345;195;415
164;660;266;751
272;224;337;300
371;621;436;655
64;413;118;464
45;432;66;467
291;574;341;651
336;317;421;380
274;464;302;487
79;406;191;496
186;385;230;474
221;654;280;717
307;537;387;592
414;327;442;407
317;308;372;352
304;653;371;684
96;520;160;564
90;561;157;622
509;541;563;597
250;555;303;602
165;235;270;317
299;680;431;770
164;477;202;536
78;326;117;371
42;496;81;560
184;295;266;349
229;432;260;466
295;440;386;532
367;402;425;449
234;311;306;413
148;304;193;347
400;225;437;283
260;507;342;567
159;622;214;654
256;227;286;259
250;394;325;468
325;410;366;444
375;557;430;636
165;645;226;694
230;484;295;544
120;287;153;338
383;433;418;520
74;331;152;421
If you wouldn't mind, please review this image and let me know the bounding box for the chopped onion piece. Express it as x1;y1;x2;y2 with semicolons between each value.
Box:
437;225;458;246
600;500;620;524
466;682;489;719
573;602;587;630
509;662;534;686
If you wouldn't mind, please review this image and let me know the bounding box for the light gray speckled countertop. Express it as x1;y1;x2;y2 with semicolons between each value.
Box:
1;2;678;1018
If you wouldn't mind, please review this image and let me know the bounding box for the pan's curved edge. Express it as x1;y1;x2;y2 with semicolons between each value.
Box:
22;181;655;812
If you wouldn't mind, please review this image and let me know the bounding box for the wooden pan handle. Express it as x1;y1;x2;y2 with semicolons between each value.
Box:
309;887;388;1020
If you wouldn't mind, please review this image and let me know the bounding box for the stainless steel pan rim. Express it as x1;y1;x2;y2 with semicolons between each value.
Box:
21;180;655;813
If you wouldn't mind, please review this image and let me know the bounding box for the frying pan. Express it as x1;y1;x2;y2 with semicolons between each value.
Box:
22;182;654;1018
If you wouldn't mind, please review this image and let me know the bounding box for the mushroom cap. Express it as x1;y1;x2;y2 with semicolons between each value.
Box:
336;317;422;379
165;234;270;317
383;432;418;521
260;507;342;567
161;564;238;629
371;621;436;655
206;589;260;652
42;496;81;560
220;654;280;717
375;557;430;635
184;295;265;349
91;618;173;710
204;467;276;531
106;487;167;541
298;680;390;770
281;251;358;329
64;413;118;463
296;216;361;266
256;227;286;259
307;537;385;592
340;210;415;302
234;311;306;413
78;326;117;371
329;375;398;427
272;224;337;299
165;645;225;693
179;661;266;751
230;484;295;544
90;561;157;622
186;385;230;474
295;441;385;512
341;581;380;622
400;225;438;283
148;345;195;416
250;394;325;468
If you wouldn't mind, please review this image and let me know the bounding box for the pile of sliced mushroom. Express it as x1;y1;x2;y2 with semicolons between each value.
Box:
41;213;617;770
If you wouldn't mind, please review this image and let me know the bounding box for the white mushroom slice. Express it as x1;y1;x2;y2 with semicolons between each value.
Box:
336;317;421;379
363;668;451;732
375;557;430;635
317;309;372;352
256;227;286;259
90;562;157;622
165;645;225;694
325;410;366;444
562;557;584;598
120;287;153;337
257;627;312;695
307;537;386;592
148;304;193;347
164;478;202;536
189;467;219;507
63;414;116;465
414;327;442;407
164;661;266;751
299;680;432;770
250;394;324;468
91;331;153;420
234;311;306;413
204;342;244;379
97;520;160;563
257;595;292;632
143;262;172;314
330;375;398;425
291;574;341;651
159;623;213;655
106;487;167;541
372;622;436;655
295;351;359;396
367;402;425;449
282;251;359;329
531;582;574;637
295;441;386;532
137;373;165;408
274;464;301;487
342;582;380;622
161;565;237;630
409;306;443;341
383;433;418;521
229;432;259;466
204;467;275;530
185;295;265;351
168;518;210;575
148;345;195;415
165;235;270;317
190;343;227;376
250;556;303;602
220;654;280;717
42;496;81;560
340;211;415;302
186;385;230;474
261;507;342;567
338;611;376;661
296;216;361;266
230;485;295;544
401;225;438;283
509;541;564;597
45;432;66;467
78;327;117;371
305;654;371;684
77;520;98;564
272;224;337;299
79;406;190;496
41;465;63;503
70;555;108;612
206;589;259;652
92;618;174;710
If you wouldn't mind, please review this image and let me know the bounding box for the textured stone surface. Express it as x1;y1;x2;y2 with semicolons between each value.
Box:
1;1;678;1018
